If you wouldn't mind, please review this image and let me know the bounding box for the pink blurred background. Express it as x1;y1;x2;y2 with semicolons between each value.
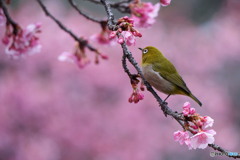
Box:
0;0;240;159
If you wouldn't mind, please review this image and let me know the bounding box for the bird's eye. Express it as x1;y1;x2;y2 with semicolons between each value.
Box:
143;49;148;54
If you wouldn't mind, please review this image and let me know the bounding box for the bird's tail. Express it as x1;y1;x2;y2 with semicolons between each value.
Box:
189;93;202;106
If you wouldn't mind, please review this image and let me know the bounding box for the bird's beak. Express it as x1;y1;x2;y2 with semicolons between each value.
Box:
138;48;143;51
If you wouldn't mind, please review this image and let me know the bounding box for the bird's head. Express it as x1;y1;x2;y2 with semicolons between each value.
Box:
139;46;164;64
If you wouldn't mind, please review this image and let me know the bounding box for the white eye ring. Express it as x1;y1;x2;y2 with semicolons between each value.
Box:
143;49;148;54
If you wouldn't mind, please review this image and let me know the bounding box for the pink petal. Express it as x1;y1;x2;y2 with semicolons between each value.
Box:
183;102;191;109
190;131;215;149
160;0;171;6
202;116;214;129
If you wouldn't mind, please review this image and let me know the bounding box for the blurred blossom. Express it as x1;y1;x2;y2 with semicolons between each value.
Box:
2;23;41;58
58;51;76;63
58;45;90;69
160;0;171;6
0;9;6;26
90;29;117;46
130;2;160;28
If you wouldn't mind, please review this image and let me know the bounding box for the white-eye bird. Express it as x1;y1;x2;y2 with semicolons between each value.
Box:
139;46;202;106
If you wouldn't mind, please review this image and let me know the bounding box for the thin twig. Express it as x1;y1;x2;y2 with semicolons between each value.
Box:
100;0;116;30
36;0;98;52
87;0;131;13
100;0;240;159
68;0;103;23
0;0;19;34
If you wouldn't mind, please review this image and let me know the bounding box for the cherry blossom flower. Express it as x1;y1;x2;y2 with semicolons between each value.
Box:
121;31;136;46
160;0;171;6
2;23;41;58
0;9;6;26
173;102;216;150
201;116;214;129
173;130;190;145
130;2;160;28
190;130;216;149
173;129;216;150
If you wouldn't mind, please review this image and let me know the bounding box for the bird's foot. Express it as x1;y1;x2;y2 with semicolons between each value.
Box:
161;101;168;105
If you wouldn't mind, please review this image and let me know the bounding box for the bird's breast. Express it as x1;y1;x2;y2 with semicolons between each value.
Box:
142;65;175;94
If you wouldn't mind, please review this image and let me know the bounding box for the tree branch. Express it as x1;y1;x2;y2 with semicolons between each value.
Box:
36;0;98;52
87;0;131;13
100;0;240;159
0;0;19;35
68;0;103;23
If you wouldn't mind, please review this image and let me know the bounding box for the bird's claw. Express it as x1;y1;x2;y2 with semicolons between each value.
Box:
161;101;168;105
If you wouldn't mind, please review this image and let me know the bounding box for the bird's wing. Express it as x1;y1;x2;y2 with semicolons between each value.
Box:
152;62;191;93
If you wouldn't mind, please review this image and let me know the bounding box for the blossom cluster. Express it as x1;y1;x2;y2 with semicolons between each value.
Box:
130;1;160;28
129;0;171;28
58;42;108;69
90;22;117;46
173;102;216;149
128;75;144;103
2;23;42;58
109;16;142;46
91;0;172;46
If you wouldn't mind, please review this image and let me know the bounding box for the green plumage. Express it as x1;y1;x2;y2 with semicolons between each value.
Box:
141;46;202;106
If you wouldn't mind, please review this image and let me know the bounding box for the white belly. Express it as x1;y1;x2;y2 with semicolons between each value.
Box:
142;65;174;94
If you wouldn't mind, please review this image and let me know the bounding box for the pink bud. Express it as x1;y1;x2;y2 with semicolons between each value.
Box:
183;102;191;109
109;31;117;39
196;120;203;127
160;0;171;6
128;97;133;103
138;93;144;100
123;16;129;20
189;108;196;115
136;32;142;37
100;54;109;60
182;109;190;116
117;37;124;44
128;18;134;24
190;125;198;130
